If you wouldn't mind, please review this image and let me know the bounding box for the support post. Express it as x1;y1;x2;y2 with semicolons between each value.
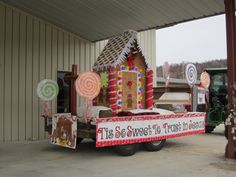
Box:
71;64;78;116
224;0;236;159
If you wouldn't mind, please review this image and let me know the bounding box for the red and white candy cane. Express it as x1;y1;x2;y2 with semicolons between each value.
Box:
108;67;117;113
146;69;154;109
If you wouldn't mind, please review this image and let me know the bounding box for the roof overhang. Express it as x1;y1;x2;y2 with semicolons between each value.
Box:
2;0;232;42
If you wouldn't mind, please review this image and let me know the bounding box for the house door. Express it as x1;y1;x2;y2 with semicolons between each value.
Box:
122;71;137;110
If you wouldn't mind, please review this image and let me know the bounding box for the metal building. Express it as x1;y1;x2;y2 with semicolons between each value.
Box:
0;1;156;141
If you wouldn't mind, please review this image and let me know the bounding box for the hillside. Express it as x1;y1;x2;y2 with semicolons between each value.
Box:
156;59;227;79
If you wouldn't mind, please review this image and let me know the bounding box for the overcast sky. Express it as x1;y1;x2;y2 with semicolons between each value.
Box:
156;14;227;66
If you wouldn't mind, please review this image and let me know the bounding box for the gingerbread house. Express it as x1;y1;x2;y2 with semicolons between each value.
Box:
93;31;153;113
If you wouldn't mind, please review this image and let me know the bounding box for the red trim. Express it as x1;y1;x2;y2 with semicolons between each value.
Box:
96;112;206;123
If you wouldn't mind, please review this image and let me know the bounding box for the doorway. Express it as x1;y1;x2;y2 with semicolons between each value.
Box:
57;71;71;113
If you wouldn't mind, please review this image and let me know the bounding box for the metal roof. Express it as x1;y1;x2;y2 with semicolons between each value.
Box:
2;0;229;42
205;67;227;71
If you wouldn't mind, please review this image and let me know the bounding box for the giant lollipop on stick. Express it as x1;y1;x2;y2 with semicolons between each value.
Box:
37;79;59;117
185;64;197;87
37;79;59;101
200;71;210;89
75;72;101;121
185;64;197;111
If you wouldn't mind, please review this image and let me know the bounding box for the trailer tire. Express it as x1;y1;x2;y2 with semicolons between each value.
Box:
143;140;166;151
205;126;215;133
76;137;83;148
114;144;139;156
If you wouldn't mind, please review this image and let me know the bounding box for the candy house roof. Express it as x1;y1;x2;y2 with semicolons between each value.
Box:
93;30;149;71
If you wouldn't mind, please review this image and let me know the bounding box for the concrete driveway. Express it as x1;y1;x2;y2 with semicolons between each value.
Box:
0;125;235;177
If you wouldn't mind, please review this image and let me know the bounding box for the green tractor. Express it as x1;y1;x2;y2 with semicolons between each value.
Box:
204;68;228;133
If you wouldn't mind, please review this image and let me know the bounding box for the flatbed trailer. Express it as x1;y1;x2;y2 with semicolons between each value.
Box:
43;111;205;156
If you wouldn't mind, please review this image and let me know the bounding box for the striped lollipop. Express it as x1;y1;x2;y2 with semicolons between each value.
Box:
185;64;197;87
75;72;101;100
37;79;59;101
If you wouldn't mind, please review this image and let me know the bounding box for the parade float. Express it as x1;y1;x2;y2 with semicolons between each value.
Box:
37;31;205;156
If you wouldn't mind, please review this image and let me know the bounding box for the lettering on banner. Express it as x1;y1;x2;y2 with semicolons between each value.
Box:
97;119;205;141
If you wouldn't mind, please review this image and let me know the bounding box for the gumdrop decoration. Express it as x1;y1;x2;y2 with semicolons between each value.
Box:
100;72;109;88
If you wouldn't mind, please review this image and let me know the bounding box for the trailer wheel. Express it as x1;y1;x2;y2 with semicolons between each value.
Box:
143;140;166;151
76;137;83;148
114;144;139;156
205;126;215;133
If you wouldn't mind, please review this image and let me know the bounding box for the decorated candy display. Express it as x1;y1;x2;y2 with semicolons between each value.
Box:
92;31;154;112
185;64;197;87
146;69;153;109
108;67;117;112
116;65;143;111
200;71;210;89
37;79;59;101
137;71;142;109
75;72;101;100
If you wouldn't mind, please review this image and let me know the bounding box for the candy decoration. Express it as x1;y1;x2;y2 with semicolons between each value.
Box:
42;101;52;116
75;72;101;121
37;79;59;101
108;67;117;112
100;72;109;88
200;71;210;89
146;69;153;109
137;71;142;109
118;65;143;110
185;64;197;87
75;72;101;100
127;81;133;87
116;68;123;112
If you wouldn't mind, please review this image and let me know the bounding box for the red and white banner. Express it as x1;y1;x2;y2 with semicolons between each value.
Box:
96;113;205;147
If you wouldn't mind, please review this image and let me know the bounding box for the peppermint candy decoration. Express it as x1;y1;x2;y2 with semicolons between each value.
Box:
75;72;101;100
200;71;210;89
37;79;59;101
185;64;197;87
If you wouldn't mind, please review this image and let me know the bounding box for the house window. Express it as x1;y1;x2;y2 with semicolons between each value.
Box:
57;71;71;113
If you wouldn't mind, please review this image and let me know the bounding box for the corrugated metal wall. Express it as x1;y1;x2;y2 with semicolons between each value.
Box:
0;2;156;141
137;31;157;86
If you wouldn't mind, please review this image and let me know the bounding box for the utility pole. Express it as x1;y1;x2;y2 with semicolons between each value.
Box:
224;0;236;159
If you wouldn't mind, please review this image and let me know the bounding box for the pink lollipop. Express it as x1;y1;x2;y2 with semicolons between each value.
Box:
75;72;101;100
200;71;210;89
